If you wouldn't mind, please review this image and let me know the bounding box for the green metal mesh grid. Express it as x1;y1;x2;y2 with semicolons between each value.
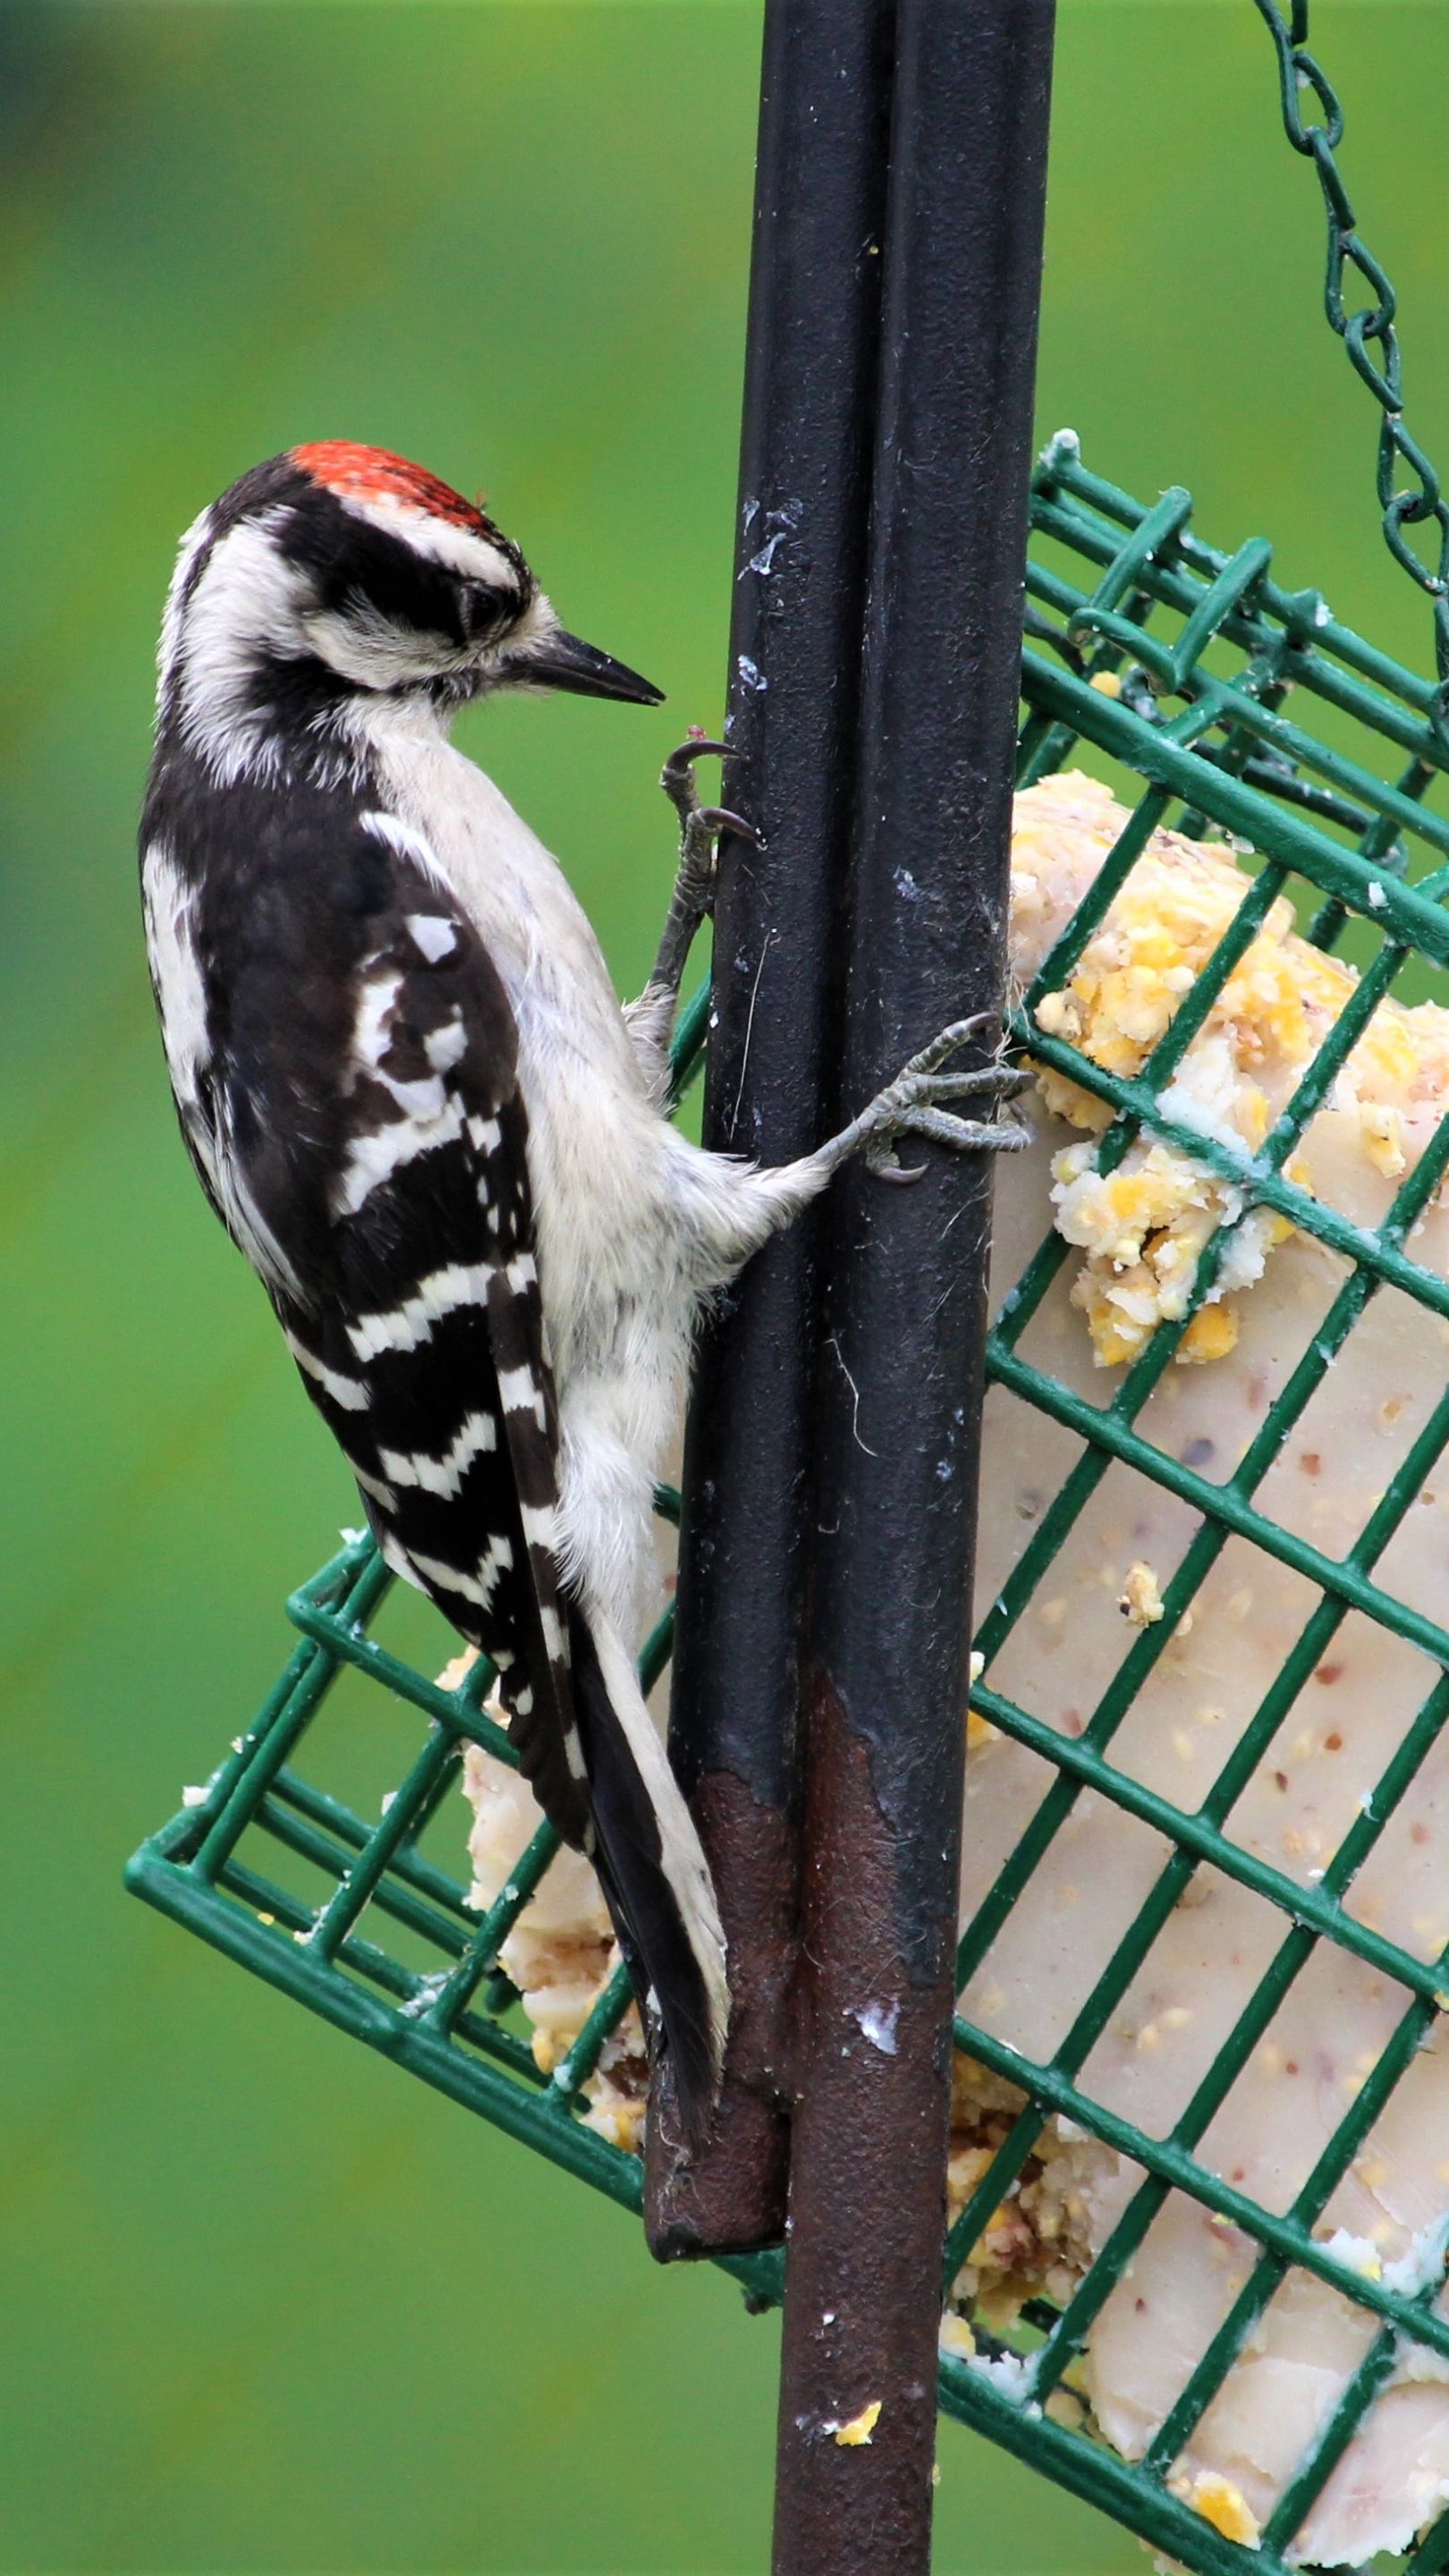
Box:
127;435;1449;2576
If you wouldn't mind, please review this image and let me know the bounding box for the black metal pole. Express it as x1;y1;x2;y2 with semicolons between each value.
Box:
773;6;1055;2570
646;0;895;2258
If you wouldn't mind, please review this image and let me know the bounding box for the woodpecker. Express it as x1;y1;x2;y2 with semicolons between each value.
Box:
140;442;1027;2136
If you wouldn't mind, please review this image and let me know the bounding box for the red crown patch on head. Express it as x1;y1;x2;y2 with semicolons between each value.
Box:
291;442;491;535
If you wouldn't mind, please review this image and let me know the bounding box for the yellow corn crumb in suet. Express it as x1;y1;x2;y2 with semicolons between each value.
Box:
834;2401;882;2448
1173;2472;1262;2549
966;1647;997;1745
1119;1561;1165;1627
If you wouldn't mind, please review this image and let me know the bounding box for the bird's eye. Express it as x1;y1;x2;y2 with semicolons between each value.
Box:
458;581;507;645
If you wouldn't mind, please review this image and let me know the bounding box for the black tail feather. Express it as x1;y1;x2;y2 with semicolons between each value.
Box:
566;1604;726;2143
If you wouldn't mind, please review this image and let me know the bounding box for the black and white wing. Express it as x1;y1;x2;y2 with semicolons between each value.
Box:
145;805;724;2124
276;874;587;1842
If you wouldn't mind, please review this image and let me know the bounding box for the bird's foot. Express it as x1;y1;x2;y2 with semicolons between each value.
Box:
658;734;761;936
638;737;762;1031
832;1013;1033;1185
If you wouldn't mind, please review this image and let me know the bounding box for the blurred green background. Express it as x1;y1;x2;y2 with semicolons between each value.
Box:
3;3;1448;2569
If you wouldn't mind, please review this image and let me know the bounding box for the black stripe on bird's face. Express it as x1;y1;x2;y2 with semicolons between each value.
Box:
277;486;531;664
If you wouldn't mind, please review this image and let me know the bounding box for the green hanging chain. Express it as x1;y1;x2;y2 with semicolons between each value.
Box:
1255;0;1449;742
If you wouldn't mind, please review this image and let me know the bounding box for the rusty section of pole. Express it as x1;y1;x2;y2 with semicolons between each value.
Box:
646;0;894;2259
773;4;1056;2568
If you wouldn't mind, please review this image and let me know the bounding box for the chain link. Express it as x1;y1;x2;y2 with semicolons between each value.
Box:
1255;0;1449;741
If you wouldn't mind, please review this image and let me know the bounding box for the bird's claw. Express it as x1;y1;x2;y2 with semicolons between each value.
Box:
894;1012;1003;1078
660;735;739;833
659;738;764;936
643;740;764;1015
660;734;731;792
692;804;765;852
905;1065;1034;1106
866;1136;929;1185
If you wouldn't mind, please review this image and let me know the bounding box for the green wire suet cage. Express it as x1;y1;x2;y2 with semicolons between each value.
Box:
131;429;1449;2576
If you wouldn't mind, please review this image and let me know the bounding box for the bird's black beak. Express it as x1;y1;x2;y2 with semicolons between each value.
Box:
511;626;665;707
